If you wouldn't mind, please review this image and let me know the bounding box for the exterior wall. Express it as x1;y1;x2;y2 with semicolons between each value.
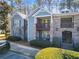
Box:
27;17;36;41
28;9;51;41
28;14;79;43
53;16;61;38
20;18;25;39
53;15;79;47
28;7;79;47
11;15;25;40
52;16;62;46
73;15;79;46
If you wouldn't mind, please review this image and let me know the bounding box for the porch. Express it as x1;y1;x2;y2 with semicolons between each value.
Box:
36;16;52;41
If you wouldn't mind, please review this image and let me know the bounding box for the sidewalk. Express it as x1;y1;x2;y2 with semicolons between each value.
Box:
10;42;39;57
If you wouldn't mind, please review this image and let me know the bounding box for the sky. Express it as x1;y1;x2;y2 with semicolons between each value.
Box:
25;0;36;4
6;0;36;6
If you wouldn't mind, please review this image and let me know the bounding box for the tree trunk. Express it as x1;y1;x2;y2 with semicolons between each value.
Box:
4;14;8;39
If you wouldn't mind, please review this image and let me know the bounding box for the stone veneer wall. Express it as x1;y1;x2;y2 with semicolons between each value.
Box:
53;16;61;38
53;15;79;47
73;15;79;46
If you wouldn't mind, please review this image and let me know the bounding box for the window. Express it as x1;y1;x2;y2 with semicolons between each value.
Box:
61;18;74;28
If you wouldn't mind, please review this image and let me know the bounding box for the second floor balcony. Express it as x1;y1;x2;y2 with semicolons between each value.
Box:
36;23;50;31
36;18;50;31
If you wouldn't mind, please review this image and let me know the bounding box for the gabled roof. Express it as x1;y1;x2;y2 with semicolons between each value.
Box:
13;11;26;19
28;6;41;17
32;8;51;17
16;12;26;19
28;6;51;17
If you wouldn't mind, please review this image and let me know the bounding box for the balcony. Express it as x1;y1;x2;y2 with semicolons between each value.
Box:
36;23;50;31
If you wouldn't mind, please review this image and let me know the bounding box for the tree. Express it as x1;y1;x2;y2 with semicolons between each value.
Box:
36;0;52;10
15;0;22;12
66;0;73;9
8;0;14;8
0;2;12;38
36;0;45;6
15;0;22;4
60;0;73;9
32;4;37;10
46;0;52;11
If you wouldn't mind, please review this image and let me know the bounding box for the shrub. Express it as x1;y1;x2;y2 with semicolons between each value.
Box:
35;48;63;59
63;49;79;59
63;54;76;59
35;48;79;59
52;37;61;48
30;40;51;48
7;36;22;41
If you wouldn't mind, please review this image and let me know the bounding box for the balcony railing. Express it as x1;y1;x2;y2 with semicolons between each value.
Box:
36;23;50;31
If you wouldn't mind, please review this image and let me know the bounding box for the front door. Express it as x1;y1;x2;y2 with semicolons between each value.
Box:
62;31;73;49
62;31;72;43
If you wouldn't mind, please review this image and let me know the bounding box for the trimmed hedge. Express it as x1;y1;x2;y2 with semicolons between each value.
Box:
30;40;51;48
7;36;22;41
52;37;61;48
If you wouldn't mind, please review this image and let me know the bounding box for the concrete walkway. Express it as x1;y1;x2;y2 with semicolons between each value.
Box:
0;51;33;59
10;42;39;57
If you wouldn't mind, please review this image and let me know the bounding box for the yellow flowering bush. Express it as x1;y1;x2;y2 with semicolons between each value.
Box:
35;48;63;59
35;48;79;59
63;49;79;58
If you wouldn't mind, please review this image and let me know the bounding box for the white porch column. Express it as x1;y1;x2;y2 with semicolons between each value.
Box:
34;17;37;39
50;14;53;42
